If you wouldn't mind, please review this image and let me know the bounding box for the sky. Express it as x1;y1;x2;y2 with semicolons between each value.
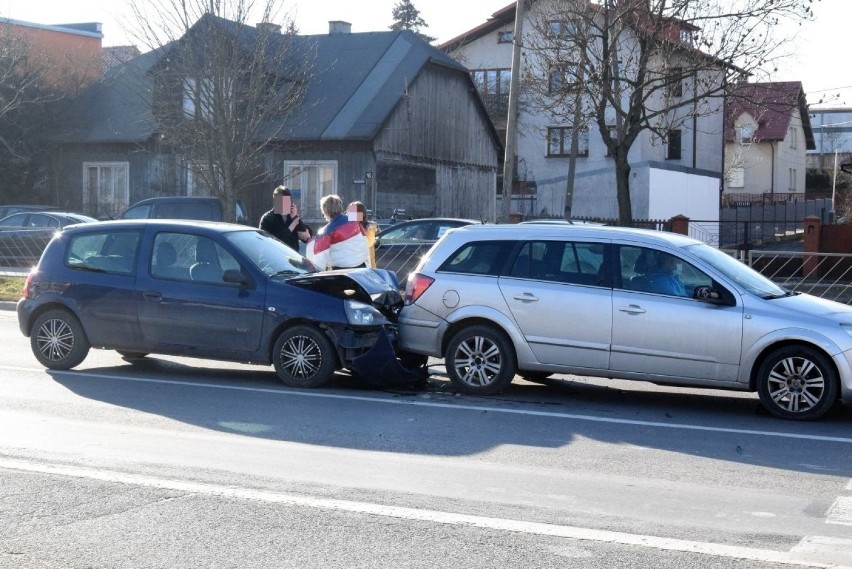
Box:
2;0;849;107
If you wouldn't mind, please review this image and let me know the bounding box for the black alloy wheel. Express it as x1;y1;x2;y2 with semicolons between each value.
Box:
273;325;337;388
30;309;90;370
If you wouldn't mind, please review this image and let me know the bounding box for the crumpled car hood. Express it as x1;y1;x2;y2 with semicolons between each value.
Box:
288;268;403;317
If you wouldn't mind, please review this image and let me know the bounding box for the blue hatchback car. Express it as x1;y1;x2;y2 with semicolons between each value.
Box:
17;220;422;387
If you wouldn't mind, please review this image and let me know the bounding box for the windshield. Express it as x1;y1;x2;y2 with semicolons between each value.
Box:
226;230;318;277
684;243;787;298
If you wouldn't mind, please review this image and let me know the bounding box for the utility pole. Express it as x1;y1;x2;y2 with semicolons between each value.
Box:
501;0;525;222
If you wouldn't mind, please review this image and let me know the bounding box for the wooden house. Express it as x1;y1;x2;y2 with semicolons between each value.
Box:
50;16;501;224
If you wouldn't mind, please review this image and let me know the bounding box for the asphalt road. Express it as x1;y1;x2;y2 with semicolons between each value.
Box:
1;306;851;568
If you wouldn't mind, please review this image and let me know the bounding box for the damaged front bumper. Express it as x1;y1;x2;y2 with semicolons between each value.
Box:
336;326;427;386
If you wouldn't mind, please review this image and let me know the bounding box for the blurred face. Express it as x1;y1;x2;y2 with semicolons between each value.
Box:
347;204;363;222
273;194;292;215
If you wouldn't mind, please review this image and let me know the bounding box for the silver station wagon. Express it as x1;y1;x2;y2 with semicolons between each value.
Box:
399;224;852;420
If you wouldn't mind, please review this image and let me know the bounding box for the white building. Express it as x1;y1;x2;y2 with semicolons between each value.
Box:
441;2;724;223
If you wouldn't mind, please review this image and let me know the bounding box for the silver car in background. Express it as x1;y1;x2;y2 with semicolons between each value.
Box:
399;224;852;420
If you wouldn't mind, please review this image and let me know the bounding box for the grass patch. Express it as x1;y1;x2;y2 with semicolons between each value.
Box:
0;276;25;302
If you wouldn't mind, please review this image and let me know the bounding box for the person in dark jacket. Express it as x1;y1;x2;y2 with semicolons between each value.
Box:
258;186;311;251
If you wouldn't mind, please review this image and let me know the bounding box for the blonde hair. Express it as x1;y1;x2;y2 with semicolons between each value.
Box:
320;194;344;219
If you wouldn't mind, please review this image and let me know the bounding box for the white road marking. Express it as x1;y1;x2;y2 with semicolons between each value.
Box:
827;497;852;526
792;536;852;566
0;456;848;569
38;369;852;445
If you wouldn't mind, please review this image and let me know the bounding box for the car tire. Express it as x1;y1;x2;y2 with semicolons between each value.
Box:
30;309;90;370
273;325;338;388
117;351;149;360
445;325;516;395
756;346;838;420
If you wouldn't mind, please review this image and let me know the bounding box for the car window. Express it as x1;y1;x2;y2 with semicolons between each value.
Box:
509;241;607;286
618;245;712;297
438;241;514;276
227;229;318;277
0;213;27;227
121;204;152;219
28;214;59;228
67;231;141;275
435;223;464;239
156;202;219;221
150;232;240;284
380;222;433;243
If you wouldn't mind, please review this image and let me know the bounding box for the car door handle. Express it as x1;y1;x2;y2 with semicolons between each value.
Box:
513;293;539;302
618;304;646;314
142;291;162;301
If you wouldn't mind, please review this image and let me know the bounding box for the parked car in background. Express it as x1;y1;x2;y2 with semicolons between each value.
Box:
0;211;97;267
0;204;60;219
17;219;423;387
374;218;481;284
120;196;249;225
399;224;852;420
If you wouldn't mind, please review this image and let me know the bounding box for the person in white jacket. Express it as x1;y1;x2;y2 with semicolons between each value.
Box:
306;194;370;270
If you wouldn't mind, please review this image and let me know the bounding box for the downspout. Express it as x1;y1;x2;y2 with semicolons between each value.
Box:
770;141;775;195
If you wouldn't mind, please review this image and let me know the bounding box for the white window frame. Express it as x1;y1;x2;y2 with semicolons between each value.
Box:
789;127;798;149
83;161;130;218
282;161;338;220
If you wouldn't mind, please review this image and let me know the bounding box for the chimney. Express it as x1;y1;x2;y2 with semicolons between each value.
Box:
328;21;352;35
256;22;282;35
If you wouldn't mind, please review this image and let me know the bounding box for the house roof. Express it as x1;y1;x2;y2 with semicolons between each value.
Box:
726;81;816;150
59;15;495;147
439;2;516;52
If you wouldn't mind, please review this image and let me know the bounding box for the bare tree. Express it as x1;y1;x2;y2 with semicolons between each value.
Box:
521;0;815;226
126;0;312;220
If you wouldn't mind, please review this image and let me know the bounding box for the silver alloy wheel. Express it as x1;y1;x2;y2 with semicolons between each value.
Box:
278;334;323;381
452;334;503;387
36;317;75;362
766;355;825;413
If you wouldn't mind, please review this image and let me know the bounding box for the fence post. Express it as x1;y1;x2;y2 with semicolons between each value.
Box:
803;215;822;276
669;214;689;235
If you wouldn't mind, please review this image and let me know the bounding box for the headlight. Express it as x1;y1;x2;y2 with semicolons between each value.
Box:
344;300;388;326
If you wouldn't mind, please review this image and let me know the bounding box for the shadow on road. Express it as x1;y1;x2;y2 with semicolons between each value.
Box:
49;353;852;477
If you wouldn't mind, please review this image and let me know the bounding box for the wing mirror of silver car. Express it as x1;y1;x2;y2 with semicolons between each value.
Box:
693;285;724;303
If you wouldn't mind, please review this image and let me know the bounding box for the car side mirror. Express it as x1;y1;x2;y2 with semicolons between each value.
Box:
693;285;725;304
223;269;253;288
374;236;382;249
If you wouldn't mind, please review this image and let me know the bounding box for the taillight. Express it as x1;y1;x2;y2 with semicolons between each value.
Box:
405;273;434;304
22;272;34;299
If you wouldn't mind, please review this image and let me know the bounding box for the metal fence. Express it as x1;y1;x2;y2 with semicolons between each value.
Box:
5;229;852;306
742;249;852;304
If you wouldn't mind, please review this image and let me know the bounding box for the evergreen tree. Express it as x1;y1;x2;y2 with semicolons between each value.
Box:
389;0;435;43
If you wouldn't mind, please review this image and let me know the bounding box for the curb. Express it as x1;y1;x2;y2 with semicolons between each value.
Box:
0;301;16;312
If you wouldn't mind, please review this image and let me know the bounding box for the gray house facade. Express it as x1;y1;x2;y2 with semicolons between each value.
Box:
52;19;501;224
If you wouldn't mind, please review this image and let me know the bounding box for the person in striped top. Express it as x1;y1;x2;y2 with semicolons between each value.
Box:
306;194;370;270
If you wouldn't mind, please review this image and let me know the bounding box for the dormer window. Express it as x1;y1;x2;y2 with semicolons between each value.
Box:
739;124;755;142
